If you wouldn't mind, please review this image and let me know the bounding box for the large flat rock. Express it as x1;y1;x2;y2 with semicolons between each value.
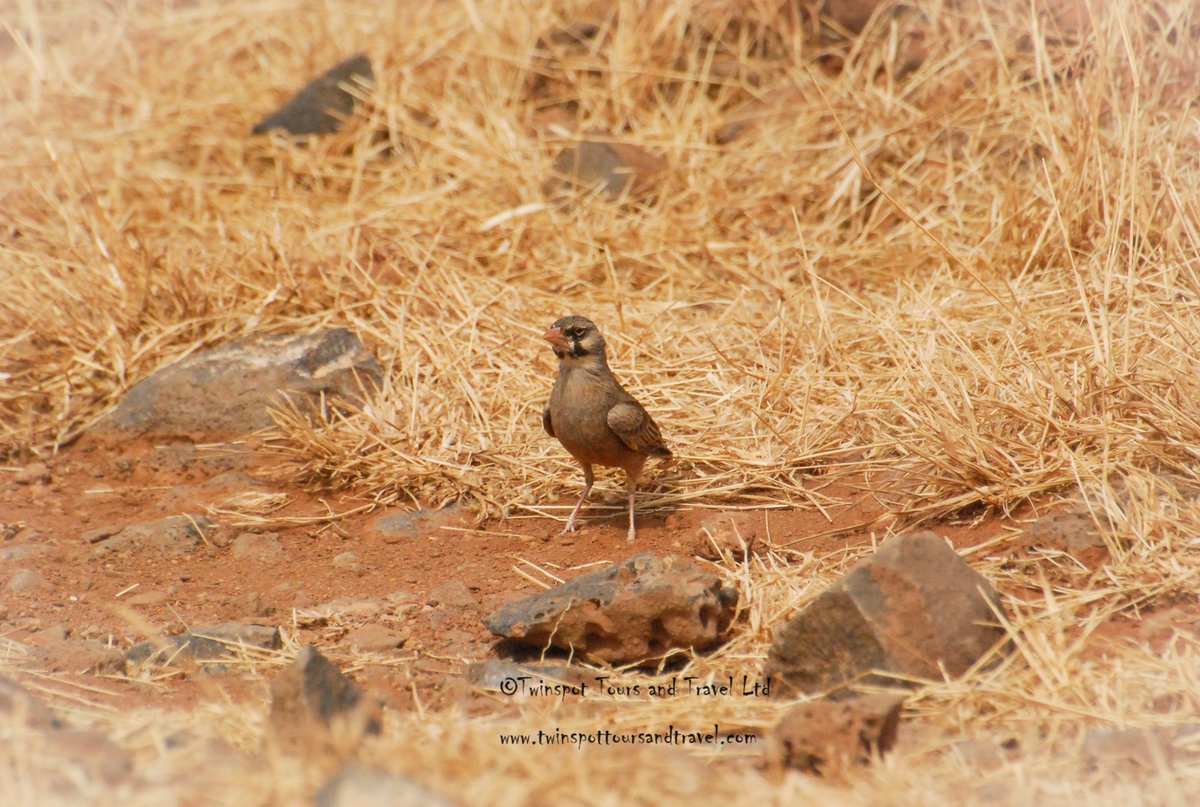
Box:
92;328;380;438
485;554;737;665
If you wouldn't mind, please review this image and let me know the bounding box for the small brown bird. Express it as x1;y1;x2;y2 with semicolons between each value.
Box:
542;316;671;542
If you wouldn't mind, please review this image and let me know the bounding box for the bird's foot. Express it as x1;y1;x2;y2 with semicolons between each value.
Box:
563;520;580;534
626;527;636;543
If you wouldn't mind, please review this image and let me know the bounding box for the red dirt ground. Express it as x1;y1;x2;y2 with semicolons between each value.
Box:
0;436;1067;715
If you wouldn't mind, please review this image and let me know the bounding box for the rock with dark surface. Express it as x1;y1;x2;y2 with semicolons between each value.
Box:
126;623;281;666
545;139;666;200
92;329;381;439
253;53;374;136
764;532;1006;696
89;514;214;557
485;554;737;665
767;694;904;777
268;646;381;754
317;765;463;807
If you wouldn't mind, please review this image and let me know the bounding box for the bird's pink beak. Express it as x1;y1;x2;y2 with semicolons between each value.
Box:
543;327;570;349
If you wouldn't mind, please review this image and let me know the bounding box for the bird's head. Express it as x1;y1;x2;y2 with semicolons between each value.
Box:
543;316;606;363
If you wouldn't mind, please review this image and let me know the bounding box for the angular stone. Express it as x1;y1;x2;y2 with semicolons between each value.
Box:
253;53;374;136
89;514;215;557
126;623;281;666
92;328;381;438
317;765;463;807
546;139;666;200
485;554;737;665
767;694;904;777
764;532;1006;696
268;646;381;755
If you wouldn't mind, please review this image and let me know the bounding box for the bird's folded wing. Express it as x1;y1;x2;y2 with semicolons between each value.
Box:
607;401;669;455
542;404;555;438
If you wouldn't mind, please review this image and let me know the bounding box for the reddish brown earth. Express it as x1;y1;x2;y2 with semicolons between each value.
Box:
0;436;1057;716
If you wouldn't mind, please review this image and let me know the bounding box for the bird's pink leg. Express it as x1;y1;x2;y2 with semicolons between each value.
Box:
626;472;640;543
565;464;594;533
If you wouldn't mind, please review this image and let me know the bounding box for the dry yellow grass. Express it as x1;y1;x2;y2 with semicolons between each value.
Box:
4;0;1200;804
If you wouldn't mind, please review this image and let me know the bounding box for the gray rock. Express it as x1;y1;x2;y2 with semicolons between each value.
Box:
92;328;381;438
268;646;381;754
317;765;462;807
7;567;49;593
89;514;215;557
126;623;281;666
253;53;374;136
764;532;1007;696
485;554;738;665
